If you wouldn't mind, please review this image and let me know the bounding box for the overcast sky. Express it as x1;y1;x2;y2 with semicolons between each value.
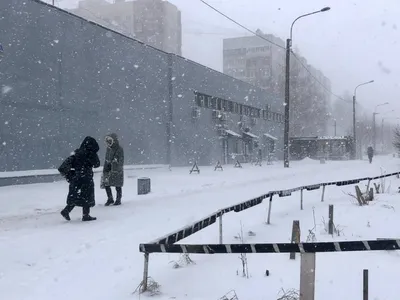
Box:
60;0;399;120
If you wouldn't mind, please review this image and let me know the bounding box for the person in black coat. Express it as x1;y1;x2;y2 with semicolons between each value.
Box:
367;146;374;163
58;136;100;221
102;133;124;206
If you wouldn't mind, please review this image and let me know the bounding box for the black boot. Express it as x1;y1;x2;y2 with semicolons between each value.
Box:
114;187;122;206
105;187;114;206
82;215;97;221
105;198;114;206
82;206;96;221
60;209;71;221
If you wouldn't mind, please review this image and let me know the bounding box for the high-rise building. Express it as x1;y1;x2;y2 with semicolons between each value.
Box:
69;0;182;55
223;29;285;90
223;30;332;137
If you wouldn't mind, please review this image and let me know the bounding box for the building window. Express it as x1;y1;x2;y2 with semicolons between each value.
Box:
211;97;217;109
217;98;222;110
222;100;228;111
228;101;234;112
234;103;239;114
205;96;211;108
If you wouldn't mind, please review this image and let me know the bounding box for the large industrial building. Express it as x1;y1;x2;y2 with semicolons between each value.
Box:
0;0;284;172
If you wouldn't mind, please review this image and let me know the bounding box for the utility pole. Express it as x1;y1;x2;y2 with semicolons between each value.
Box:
352;95;356;159
283;7;331;168
334;120;337;136
352;80;374;159
283;38;290;168
373;112;377;150
381;118;384;153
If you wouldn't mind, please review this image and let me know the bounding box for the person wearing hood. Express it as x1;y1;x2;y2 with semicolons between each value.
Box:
58;136;100;221
367;146;374;163
102;133;124;206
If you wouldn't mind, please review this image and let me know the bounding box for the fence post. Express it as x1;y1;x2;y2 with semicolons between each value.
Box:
290;220;300;260
363;269;369;300
300;253;316;300
321;185;326;202
328;205;334;235
219;212;223;244
141;253;150;292
300;189;304;210
366;179;371;194
266;194;273;225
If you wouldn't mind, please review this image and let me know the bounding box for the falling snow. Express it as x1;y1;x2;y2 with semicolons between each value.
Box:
1;86;12;95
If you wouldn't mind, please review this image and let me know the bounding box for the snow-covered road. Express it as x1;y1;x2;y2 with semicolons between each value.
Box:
0;156;398;300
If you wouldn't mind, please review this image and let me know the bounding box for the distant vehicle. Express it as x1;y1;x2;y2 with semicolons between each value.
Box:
289;136;353;161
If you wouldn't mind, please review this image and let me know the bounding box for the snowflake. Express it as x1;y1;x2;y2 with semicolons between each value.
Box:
2;85;12;95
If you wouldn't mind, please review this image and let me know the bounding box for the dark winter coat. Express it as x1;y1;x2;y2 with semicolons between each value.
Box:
367;147;374;157
102;133;124;187
58;136;100;207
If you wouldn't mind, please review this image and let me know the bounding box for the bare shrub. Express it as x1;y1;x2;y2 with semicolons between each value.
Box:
321;216;345;237
306;207;317;242
234;222;249;278
169;253;195;269
134;277;161;296
276;288;299;300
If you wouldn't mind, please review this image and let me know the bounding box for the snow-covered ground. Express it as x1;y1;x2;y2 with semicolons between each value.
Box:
1;156;399;300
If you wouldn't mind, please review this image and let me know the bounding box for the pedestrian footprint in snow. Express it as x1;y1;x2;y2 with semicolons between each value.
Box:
58;136;100;221
101;133;124;206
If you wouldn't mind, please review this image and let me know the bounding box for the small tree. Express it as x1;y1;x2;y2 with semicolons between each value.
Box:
393;126;400;155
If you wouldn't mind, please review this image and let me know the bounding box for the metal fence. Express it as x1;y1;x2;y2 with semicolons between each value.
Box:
138;170;400;295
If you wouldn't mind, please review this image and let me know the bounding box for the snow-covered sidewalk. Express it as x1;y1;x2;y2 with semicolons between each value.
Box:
0;156;399;300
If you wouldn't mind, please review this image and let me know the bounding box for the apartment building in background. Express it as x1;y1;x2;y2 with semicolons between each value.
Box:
69;0;182;55
223;29;331;92
223;30;332;137
223;29;285;90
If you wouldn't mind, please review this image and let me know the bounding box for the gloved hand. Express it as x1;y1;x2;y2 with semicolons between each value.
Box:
104;163;111;172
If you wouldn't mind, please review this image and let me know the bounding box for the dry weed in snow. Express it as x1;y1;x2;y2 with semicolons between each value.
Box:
276;288;299;300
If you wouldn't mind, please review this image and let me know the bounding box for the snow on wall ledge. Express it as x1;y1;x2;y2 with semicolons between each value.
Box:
0;0;283;171
0;164;168;187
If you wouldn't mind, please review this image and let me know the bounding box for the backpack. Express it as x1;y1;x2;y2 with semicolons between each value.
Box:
58;154;76;182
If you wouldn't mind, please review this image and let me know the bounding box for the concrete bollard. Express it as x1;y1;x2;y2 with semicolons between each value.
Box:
138;177;151;195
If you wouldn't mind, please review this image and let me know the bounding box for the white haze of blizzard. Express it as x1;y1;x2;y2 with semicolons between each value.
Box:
60;0;400;113
0;156;399;299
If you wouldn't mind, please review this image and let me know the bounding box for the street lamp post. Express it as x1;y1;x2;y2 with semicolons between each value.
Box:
334;119;337;136
380;113;396;153
372;102;389;150
352;80;374;159
283;6;331;168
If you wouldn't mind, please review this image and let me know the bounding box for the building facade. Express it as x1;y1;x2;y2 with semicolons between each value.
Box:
223;29;285;93
223;30;332;137
0;0;283;171
69;0;182;55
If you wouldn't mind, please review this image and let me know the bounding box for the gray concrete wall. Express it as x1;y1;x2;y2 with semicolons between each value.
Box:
0;0;169;171
170;56;283;166
0;0;283;172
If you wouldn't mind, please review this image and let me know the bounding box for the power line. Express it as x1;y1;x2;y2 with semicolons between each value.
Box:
199;0;348;103
199;0;285;50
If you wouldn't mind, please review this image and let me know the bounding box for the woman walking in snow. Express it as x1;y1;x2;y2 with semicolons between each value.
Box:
58;136;100;221
102;133;124;206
